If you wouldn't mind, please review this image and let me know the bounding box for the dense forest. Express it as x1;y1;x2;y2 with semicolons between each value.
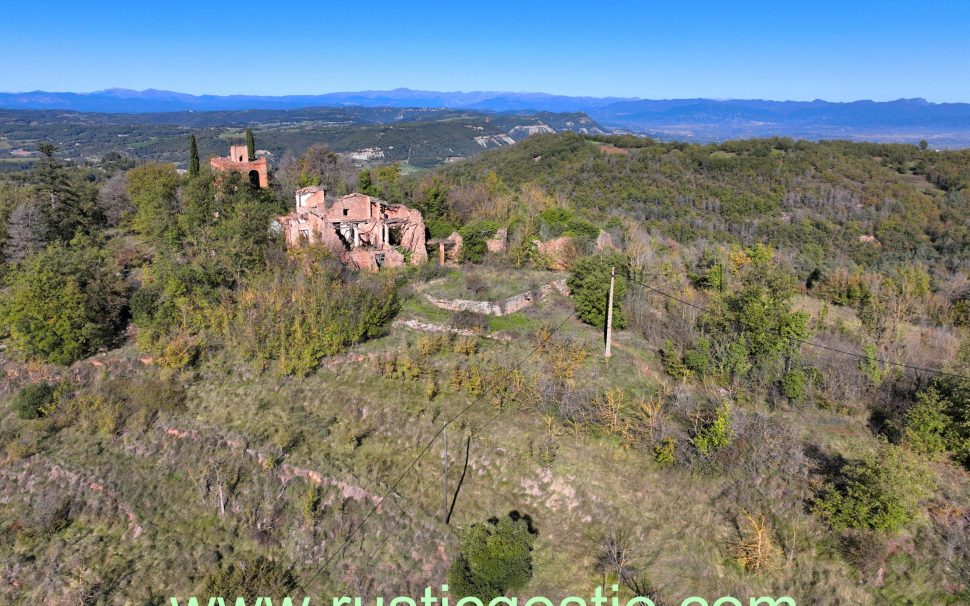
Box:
0;133;968;604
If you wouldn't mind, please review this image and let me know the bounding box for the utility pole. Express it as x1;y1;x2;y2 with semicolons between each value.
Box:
605;266;616;360
443;425;449;523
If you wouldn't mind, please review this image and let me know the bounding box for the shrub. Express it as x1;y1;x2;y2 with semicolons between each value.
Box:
653;437;677;465
537;330;588;382
683;337;713;377
659;340;689;379
916;337;970;468
417;333;451;357
953;298;970;327
692;402;733;456
223;263;399;376
453;336;480;355
301;485;323;525
839;530;890;578
780;368;807;402
1;239;128;365
12;382;57;420
131;258;222;352
465;272;489;297
459;220;501;263
568;253;627;329
448;512;538;599
427;217;458;239
451;310;489;334
538;207;598;241
68;390;124;436
813;446;933;532
901;388;950;457
730;513;781;574
197;557;297;600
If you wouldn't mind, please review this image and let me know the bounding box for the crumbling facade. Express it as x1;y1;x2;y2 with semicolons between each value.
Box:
210;144;269;188
276;186;428;270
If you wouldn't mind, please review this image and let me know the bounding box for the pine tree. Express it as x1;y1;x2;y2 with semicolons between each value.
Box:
36;143;64;211
245;129;255;161
33;143;97;242
189;134;200;176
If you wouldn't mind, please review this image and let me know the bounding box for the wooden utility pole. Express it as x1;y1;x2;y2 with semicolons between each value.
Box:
605;266;616;360
443;425;449;523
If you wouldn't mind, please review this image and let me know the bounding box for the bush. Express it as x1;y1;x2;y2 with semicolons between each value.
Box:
538;207;598;241
417;333;451;356
901;388;950;457
568;253;627;329
197;557;296;600
1;238;128;365
427;217;458;239
953;298;970;327
12;382;57;420
813;446;933;532
780;368;807;402
915;337;970;468
131;258;222;362
453;336;480;355
683;337;713;377
459;220;501;263
653;437;677;465
659;339;689;380
223;262;399;376
692;402;733;456
451;310;489;334
448;512;538;600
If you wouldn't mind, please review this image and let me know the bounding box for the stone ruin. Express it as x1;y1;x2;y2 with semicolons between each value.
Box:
275;186;428;271
210;144;269;188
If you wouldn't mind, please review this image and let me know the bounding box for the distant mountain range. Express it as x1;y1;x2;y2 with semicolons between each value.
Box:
2;88;970;146
0;88;628;114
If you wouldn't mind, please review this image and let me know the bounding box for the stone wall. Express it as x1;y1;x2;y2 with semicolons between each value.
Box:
424;278;568;316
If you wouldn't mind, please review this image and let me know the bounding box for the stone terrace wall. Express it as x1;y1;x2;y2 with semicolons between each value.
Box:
424;278;568;316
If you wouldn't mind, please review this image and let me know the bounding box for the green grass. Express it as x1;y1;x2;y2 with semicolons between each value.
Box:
487;312;541;332
425;266;566;301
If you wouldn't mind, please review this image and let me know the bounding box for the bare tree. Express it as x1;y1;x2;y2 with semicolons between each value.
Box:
5;200;44;263
97;172;133;227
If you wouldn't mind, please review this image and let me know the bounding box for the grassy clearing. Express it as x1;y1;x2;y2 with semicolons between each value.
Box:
425;266;566;301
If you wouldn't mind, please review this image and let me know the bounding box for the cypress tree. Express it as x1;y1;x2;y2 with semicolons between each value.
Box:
245;129;255;161
188;134;200;176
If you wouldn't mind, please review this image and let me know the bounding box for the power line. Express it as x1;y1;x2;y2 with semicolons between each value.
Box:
626;275;970;382
296;310;575;593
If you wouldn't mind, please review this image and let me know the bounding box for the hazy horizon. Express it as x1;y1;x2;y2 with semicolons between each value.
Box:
0;86;961;106
4;0;970;103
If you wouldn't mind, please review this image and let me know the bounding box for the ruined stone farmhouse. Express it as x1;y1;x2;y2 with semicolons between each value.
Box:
275;186;428;271
210;144;269;188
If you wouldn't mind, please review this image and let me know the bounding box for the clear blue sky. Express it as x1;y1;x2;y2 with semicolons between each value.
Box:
3;0;969;102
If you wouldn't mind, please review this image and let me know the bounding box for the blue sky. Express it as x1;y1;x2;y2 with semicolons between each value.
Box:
3;0;969;102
